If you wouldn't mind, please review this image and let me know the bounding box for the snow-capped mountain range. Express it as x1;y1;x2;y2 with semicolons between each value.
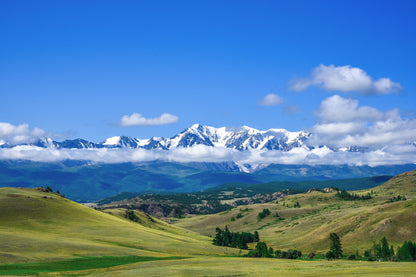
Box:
0;124;363;152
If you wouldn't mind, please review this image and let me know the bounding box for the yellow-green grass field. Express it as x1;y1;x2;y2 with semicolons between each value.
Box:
173;170;416;254
8;257;416;276
0;187;239;265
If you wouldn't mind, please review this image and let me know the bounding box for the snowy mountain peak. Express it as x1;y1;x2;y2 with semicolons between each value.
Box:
189;123;203;130
165;124;311;151
4;124;314;152
240;125;259;134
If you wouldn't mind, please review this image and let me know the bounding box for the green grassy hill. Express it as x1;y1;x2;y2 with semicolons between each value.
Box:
371;169;416;196
0;187;238;265
174;170;416;254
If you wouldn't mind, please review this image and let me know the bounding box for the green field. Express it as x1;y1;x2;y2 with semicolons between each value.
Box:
2;257;415;276
84;257;416;276
0;256;186;275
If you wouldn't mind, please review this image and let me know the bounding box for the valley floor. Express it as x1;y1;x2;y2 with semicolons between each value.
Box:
12;257;416;276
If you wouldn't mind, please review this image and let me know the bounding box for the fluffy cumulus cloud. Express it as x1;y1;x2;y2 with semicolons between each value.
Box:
0;122;48;144
315;95;400;123
257;94;284;106
119;113;179;127
309;95;416;148
289;64;401;95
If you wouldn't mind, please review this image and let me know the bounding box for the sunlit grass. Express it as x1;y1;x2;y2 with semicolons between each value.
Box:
0;256;186;275
59;257;416;277
0;188;239;264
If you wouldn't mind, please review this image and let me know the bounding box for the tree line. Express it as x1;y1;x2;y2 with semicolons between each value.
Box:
388;195;407;202
336;190;371;200
244;240;302;259
213;226;259;249
365;237;416;261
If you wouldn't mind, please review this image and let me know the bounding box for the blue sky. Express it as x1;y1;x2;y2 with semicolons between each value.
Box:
1;0;416;143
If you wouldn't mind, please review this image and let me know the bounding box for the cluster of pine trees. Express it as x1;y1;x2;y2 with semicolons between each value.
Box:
257;208;271;220
397;241;416;261
388;195;407;202
245;241;302;259
275;249;302;259
365;237;416;261
38;186;65;197
213;226;259;249
246;241;274;257
336;190;371;200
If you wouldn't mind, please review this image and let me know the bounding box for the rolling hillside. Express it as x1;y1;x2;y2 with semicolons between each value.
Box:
0;187;238;265
173;169;416;254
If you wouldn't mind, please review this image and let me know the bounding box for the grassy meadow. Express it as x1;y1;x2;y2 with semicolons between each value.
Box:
2;257;415;276
0;170;415;275
0;187;239;265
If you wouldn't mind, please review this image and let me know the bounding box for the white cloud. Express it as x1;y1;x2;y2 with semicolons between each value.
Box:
119;113;179;127
0;122;48;144
289;64;401;95
309;95;416;148
315;95;399;123
257;94;283;106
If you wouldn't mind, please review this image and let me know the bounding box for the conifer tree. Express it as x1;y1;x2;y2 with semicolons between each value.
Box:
254;231;260;242
380;237;391;260
329;233;343;258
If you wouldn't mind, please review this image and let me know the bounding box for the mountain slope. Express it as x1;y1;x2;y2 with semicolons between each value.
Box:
173;169;416;254
0;187;237;264
372;169;416;196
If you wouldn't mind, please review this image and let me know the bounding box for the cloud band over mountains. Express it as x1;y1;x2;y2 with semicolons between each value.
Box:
0;144;415;167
